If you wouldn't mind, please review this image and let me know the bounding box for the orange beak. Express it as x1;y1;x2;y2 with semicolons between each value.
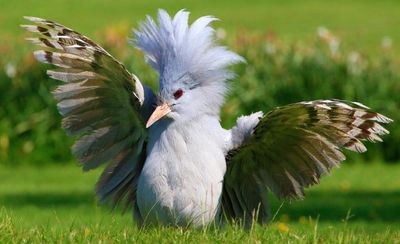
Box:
146;103;172;128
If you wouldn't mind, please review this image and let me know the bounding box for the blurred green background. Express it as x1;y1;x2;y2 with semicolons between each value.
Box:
0;0;399;242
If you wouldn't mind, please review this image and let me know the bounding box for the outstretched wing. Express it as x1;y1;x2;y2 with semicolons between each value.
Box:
223;100;392;223
22;17;156;210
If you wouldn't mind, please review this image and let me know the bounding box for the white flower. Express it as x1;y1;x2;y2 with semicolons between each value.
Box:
264;42;276;55
317;26;330;39
317;26;340;55
5;63;16;78
329;38;340;55
215;28;226;40
381;36;392;49
347;51;362;75
348;51;361;64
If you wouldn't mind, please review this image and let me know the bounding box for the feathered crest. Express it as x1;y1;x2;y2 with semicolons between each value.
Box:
132;9;244;90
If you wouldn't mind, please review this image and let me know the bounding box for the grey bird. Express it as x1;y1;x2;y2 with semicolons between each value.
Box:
23;9;392;228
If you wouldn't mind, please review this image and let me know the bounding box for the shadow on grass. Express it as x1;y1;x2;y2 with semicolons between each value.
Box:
270;190;400;222
0;192;95;208
1;190;399;222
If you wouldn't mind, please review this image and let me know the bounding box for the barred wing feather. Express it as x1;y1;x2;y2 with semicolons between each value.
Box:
223;100;392;223
22;17;155;210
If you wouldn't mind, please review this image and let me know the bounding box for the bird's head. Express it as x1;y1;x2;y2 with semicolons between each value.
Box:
132;9;244;128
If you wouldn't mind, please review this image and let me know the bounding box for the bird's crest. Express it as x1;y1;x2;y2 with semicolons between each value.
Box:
132;9;244;92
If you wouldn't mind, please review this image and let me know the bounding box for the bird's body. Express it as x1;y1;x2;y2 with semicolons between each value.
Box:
138;115;228;227
23;9;392;228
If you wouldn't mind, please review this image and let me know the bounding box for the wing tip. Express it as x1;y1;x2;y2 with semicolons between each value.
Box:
376;114;393;124
351;101;370;110
20;24;36;31
344;139;367;153
33;50;50;63
23;16;38;21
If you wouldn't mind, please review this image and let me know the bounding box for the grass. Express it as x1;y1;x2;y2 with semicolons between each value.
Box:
1;1;399;241
1;0;399;55
1;163;400;243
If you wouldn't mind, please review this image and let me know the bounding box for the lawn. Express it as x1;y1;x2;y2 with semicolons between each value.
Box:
1;0;399;55
1;0;400;243
1;163;399;243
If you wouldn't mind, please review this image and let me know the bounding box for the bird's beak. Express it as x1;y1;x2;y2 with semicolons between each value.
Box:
146;103;172;128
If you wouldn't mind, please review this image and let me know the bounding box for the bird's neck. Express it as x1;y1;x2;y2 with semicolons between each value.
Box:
149;114;216;138
147;114;228;155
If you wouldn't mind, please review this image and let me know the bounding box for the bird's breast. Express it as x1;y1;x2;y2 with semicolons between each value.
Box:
136;117;228;227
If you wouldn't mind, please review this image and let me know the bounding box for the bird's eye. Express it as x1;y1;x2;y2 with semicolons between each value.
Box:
173;89;183;99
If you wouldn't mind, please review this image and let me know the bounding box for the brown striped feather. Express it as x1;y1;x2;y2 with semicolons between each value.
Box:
23;16;150;215
223;99;392;223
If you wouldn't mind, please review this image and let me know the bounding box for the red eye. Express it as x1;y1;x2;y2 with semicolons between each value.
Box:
173;89;183;99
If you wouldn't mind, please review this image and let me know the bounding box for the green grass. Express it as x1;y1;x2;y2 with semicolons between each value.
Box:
1;163;400;242
1;0;399;55
1;1;399;242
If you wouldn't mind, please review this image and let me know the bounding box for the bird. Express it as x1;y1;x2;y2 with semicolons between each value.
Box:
22;9;392;228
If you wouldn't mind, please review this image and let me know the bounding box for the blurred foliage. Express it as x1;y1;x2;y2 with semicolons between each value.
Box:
0;26;398;165
222;29;399;163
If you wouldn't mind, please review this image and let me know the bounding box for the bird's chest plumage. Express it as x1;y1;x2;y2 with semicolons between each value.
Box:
137;117;227;227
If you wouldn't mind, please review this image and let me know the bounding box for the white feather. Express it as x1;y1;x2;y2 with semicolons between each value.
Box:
132;9;244;98
230;111;264;149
